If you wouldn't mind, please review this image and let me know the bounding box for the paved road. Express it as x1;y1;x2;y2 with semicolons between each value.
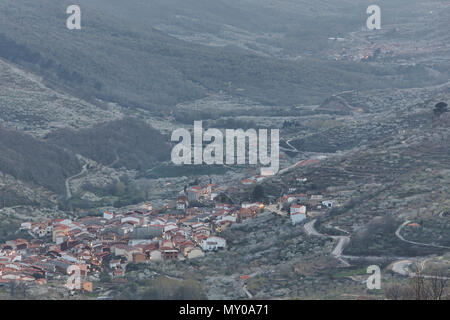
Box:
390;259;450;280
242;285;253;299
280;138;299;153
65;164;88;200
304;219;324;237
266;204;288;217
391;259;414;276
395;220;450;249
331;236;351;258
302;219;427;271
303;219;350;266
108;149;120;167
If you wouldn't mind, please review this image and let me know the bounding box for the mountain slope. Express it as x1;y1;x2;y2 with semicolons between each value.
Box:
46;118;171;171
0;0;445;111
0;126;81;194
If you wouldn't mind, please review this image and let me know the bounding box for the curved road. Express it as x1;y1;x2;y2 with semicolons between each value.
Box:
65;164;88;200
304;219;350;266
390;259;450;280
304;219;449;279
280;138;299;153
395;220;450;250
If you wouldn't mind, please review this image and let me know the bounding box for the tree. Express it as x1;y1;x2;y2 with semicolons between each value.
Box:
174;278;205;300
384;284;404;300
252;185;265;201
427;270;448;300
113;181;126;196
385;264;449;300
433;102;448;118
411;270;428;300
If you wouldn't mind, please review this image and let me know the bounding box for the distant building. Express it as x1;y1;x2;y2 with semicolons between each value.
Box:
201;236;226;251
242;179;256;185
290;212;307;225
141;203;152;211
103;211;114;220
322;200;338;208
187;186;201;202
260;168;275;176
290;204;306;215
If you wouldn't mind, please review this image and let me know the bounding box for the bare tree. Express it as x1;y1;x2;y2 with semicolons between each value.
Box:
411;271;429;300
384;284;404;300
387;264;449;300
427;270;448;300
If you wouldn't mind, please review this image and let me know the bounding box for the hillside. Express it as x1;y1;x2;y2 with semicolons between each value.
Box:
46;118;171;171
0;126;81;194
0;58;123;137
0;0;446;111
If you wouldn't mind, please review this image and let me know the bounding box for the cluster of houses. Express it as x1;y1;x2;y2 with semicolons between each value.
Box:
0;184;267;290
277;183;340;225
0;173;339;291
241;175;267;185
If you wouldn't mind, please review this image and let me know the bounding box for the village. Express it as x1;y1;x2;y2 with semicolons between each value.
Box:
0;168;340;294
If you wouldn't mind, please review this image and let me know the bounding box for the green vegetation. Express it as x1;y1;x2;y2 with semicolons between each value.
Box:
0;126;81;193
346;216;445;256
47;118;171;171
145;164;228;178
0;221;21;243
433;102;449;118
0;0;444;113
119;276;206;300
251;185;265;201
63;176;148;210
332;267;367;279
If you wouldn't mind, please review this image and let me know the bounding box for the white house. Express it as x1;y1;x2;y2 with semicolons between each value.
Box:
109;259;121;269
290;204;306;215
150;250;162;261
59;219;73;226
201;236;226;251
211;191;219;200
141;202;152;211
260;167;275;176
185;247;205;259
290;212;307;225
121;216;141;225
20;222;32;230
322;200;338;208
217;215;237;224
103;211;114;220
253;176;266;182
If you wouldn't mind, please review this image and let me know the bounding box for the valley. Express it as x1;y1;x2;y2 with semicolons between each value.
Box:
0;0;448;300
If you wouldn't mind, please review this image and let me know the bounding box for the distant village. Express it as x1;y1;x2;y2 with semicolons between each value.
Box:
0;168;339;293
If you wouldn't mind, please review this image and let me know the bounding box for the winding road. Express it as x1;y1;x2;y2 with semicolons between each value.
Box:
395;220;450;249
304;219;351;266
280;138;300;153
390;259;450;280
304;219;449;279
65;163;88;200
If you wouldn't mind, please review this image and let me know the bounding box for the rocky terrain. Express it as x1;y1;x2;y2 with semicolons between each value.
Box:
0;0;448;300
